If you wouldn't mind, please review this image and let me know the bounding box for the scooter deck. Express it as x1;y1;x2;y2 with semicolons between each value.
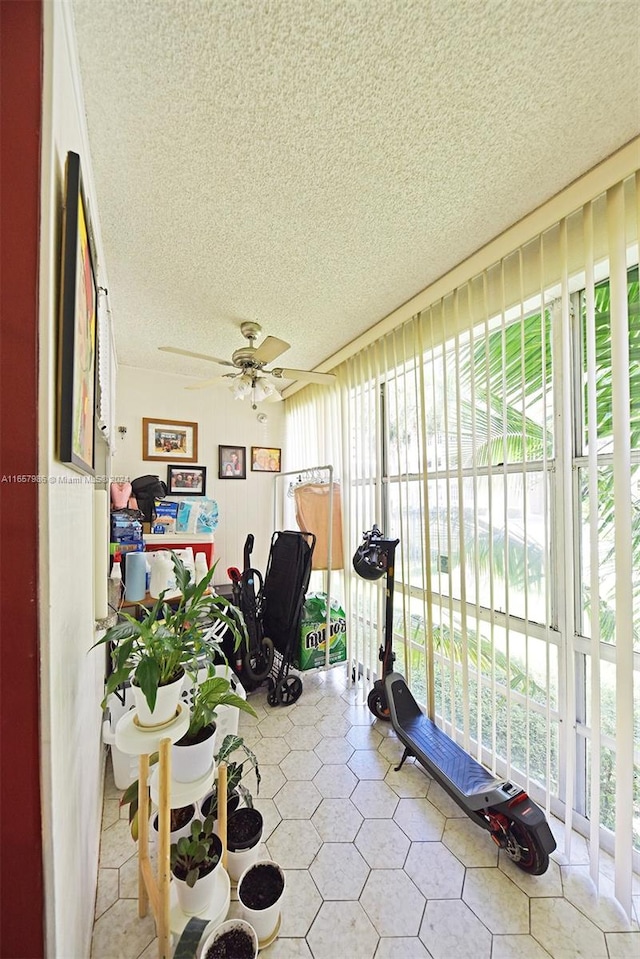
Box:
385;673;505;803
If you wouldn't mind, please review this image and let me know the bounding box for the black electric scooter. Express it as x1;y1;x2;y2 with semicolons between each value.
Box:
353;526;557;875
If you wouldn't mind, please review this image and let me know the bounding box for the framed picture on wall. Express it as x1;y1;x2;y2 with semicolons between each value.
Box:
142;418;198;462
167;464;206;495
57;151;98;475
251;446;281;472
218;445;246;479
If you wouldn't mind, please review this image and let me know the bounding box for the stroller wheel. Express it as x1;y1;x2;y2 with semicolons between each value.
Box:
277;675;303;706
244;637;275;682
267;677;278;707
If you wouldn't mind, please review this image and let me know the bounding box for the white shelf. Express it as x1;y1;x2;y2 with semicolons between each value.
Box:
115;703;190;756
149;762;216;809
144;533;214;544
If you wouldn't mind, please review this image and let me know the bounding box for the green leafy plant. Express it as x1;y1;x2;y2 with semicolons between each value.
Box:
200;734;261;817
93;553;249;712
170;816;221;888
181;675;257;745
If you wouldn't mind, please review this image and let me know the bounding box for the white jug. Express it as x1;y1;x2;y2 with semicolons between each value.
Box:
148;551;176;598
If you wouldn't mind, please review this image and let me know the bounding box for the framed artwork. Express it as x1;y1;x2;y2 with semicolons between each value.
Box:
57;151;98;475
251;446;281;472
167;465;206;496
218;445;246;479
142;418;198;462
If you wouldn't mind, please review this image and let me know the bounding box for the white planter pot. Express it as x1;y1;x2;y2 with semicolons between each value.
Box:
172;858;222;917
237;859;286;942
132;670;185;728
171;723;217;783
151;804;196;847
226;807;264;883
198;919;258;959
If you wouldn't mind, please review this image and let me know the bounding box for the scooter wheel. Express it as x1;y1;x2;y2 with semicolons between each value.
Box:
244;636;275;682
502;819;549;875
277;675;303;706
367;687;391;721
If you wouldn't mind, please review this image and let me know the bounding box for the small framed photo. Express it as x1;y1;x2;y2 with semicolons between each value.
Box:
251;447;281;472
218;445;246;479
142;418;198;462
167;465;206;496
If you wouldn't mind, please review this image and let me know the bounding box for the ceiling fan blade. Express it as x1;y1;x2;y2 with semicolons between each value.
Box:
271;367;336;385
252;336;290;365
159;346;235;367
185;377;223;391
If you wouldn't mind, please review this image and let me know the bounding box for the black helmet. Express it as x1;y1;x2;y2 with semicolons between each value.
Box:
352;527;387;580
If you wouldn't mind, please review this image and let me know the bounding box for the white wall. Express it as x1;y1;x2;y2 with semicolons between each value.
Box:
38;3;111;955
113;365;286;581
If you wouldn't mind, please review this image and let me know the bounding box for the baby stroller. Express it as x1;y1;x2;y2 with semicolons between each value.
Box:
229;530;316;707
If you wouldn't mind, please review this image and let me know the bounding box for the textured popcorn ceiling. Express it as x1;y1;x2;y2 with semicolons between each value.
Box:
72;0;640;388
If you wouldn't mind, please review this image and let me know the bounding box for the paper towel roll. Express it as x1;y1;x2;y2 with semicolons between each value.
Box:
124;551;147;602
94;489;108;619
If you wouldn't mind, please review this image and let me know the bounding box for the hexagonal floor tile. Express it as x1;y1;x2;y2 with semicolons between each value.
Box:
499;850;563;897
253;737;291;766
348;750;390;780
425;780;467;819
442;816;498;867
313;763;358;799
253;796;282;841
250;762;285;799
378;735;406;765
347;724;383;750
98;819;138;869
462;867;529;934
238;701;267;726
317;693;351;716
314;736;355;765
351;781;399;819
384;761;431;798
312;797;364;842
404;841;465;899
288;703;322;726
492;934;557;959
279;868;322;937
316;714;352;738
393;797;445;841
91;898;156;959
279;749;322;781
307;901;378;959
94;868;119;919
355;818;410;869
560;865;634;932
285;723;323;750
261;939;313;958
605;932;640;958
360;869;426;937
531;897;608;958
258;713;294;739
419;899;492;959
274;780;323;819
266;819;322;868
343;703;378;726
373;936;431;958
310;842;370;899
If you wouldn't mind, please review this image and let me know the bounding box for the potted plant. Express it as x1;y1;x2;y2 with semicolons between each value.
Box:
200;734;261;820
172;674;257;783
93;553;248;727
237;859;286;943
151;803;196;847
200;918;258;959
170;815;223;916
225;806;264;883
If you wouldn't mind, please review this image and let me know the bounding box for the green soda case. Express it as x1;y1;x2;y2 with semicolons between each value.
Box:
295;592;347;671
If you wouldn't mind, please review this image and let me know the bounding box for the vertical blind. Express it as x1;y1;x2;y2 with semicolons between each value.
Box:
285;171;639;919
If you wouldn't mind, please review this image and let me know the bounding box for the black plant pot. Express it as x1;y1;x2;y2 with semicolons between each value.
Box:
227;807;263;853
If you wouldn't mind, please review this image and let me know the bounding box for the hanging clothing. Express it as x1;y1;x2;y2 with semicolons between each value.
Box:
294;482;344;570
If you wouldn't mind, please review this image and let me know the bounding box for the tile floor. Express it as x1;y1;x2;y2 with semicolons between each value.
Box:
92;666;639;959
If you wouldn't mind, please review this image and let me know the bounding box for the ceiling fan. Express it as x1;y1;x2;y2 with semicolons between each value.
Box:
159;321;335;406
